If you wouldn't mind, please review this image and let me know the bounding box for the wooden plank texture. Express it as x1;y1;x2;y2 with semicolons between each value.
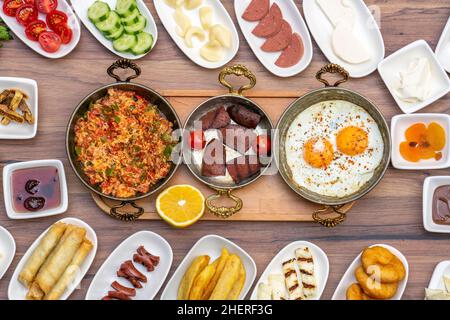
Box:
0;0;449;300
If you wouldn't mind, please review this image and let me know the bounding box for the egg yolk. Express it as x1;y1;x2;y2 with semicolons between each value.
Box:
304;137;334;168
336;126;369;156
399;122;446;162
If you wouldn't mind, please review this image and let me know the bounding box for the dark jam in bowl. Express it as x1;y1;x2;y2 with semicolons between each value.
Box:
12;166;61;213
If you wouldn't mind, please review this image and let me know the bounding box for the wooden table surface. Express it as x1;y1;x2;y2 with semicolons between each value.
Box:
0;0;449;300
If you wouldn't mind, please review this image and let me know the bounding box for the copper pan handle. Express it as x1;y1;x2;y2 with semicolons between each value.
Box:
218;64;256;95
316;64;349;87
206;189;243;219
107;59;141;83
312;202;355;228
108;201;144;221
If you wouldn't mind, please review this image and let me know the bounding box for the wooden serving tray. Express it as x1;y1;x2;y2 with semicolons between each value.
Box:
91;90;355;222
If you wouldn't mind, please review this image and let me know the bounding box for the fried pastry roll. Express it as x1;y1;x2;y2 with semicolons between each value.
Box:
44;240;93;300
19;222;67;288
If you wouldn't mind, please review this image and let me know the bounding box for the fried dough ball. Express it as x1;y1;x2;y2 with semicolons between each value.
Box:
361;246;406;283
355;266;398;299
346;283;372;300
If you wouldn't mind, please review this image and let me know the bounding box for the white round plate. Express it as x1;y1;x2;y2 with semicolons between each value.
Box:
0;0;80;58
160;234;256;300
250;241;329;300
153;0;239;69
303;0;384;78
72;0;158;60
85;230;173;300
332;244;409;300
234;0;313;77
8;217;97;300
0;225;16;280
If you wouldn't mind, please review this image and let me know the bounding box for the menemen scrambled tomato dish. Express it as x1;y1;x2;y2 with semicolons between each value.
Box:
74;88;175;198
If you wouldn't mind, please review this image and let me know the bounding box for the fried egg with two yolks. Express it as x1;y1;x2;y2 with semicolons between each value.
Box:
285;100;384;198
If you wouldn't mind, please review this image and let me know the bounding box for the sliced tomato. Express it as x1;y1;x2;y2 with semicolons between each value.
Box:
15;4;38;26
25;20;47;41
24;0;35;4
52;22;72;44
189;130;206;150
38;31;61;53
256;134;271;156
36;0;57;14
3;0;24;17
46;10;67;30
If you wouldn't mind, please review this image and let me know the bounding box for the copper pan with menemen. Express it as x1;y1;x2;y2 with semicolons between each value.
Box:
66;59;182;221
183;64;274;219
275;64;391;228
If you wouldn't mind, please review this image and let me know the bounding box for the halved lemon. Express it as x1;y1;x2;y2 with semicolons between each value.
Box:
156;185;205;228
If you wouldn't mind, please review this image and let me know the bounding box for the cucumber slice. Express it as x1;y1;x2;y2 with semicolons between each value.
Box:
88;1;111;23
113;33;137;52
95;11;121;35
121;8;140;26
115;0;137;17
124;15;146;35
131;32;153;55
106;24;124;40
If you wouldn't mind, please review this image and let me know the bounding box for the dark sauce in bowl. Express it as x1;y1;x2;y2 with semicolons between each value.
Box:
11;166;61;213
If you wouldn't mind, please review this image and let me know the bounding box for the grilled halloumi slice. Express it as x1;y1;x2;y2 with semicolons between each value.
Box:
257;282;272;300
444;276;450;293
295;247;317;299
268;274;286;300
282;258;304;300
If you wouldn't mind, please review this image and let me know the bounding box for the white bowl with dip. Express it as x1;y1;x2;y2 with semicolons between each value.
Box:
378;40;450;114
391;114;450;170
423;176;450;233
3;159;68;219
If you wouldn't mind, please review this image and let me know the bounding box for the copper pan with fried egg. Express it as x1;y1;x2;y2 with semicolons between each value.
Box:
275;64;391;228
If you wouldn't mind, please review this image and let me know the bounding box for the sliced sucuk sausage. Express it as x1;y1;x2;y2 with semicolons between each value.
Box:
210;106;231;129
227;105;262;129
261;20;292;52
275;33;304;68
199;108;216;130
242;0;270;21
226;155;261;185
252;3;283;38
198;106;231;130
219;124;257;154
202;139;226;177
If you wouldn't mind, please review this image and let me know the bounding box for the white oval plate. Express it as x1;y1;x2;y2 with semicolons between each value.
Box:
160;234;256;300
85;231;173;300
436;17;450;73
153;0;239;69
8;217;97;300
72;0;158;60
250;241;329;300
234;0;312;77
0;225;16;280
303;0;384;78
332;244;409;300
0;0;80;59
427;261;450;292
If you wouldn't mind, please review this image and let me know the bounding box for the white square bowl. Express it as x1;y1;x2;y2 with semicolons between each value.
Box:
0;77;38;139
423;176;450;233
391;114;450;170
378;40;450;114
160;234;257;300
3;160;68;219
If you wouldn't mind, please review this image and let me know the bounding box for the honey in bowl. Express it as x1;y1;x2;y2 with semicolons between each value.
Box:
399;122;446;162
11;166;61;213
